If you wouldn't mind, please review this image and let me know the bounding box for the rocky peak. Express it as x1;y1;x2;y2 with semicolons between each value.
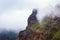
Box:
28;9;38;26
17;9;60;40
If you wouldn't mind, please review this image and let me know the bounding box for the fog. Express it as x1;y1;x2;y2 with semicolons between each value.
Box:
0;0;60;32
37;1;60;22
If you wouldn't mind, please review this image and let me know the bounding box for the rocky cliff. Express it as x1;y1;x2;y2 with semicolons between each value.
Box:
17;9;60;40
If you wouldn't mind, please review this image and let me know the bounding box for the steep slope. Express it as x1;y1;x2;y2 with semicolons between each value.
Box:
17;9;60;40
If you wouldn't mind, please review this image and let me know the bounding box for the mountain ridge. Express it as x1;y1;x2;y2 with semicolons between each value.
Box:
17;9;60;40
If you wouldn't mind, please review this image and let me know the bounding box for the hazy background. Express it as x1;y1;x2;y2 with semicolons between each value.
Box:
0;0;60;32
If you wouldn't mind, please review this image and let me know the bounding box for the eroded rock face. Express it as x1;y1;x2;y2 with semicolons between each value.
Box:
17;9;42;40
17;9;60;40
28;9;38;26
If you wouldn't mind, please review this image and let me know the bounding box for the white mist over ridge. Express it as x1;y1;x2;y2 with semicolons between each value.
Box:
0;9;32;32
0;0;60;32
37;3;60;22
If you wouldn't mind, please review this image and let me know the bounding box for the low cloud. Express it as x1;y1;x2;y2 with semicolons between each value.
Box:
0;0;60;32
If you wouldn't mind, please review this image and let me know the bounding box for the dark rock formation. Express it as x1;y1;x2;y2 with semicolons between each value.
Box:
28;9;38;26
16;9;42;40
17;9;60;40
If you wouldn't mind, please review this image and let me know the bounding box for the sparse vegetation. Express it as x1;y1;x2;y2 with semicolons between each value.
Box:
17;9;60;40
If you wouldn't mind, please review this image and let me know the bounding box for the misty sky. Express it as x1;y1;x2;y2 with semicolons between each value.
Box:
0;0;60;32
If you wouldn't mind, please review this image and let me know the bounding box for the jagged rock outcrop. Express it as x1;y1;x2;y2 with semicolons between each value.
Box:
28;9;38;26
17;9;42;40
17;9;60;40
